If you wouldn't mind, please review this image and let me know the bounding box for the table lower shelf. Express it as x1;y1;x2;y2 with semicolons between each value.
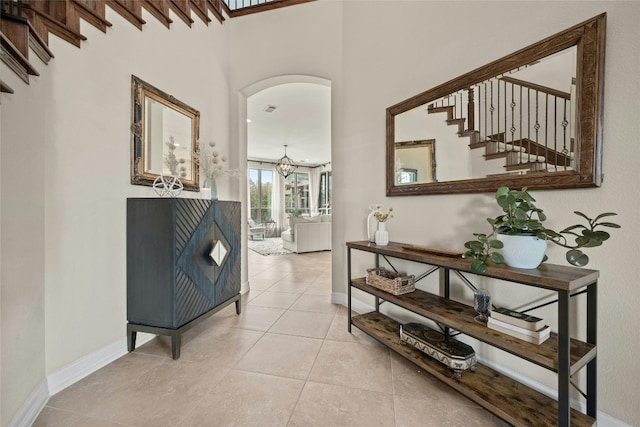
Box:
351;311;595;427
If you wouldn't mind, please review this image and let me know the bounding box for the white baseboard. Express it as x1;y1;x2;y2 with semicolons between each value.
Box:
241;280;250;295
10;333;156;427
47;333;155;395
8;378;49;427
331;291;374;314
331;291;632;427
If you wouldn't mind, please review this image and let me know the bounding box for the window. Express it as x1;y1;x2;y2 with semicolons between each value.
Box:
318;171;332;214
284;172;309;215
248;168;273;223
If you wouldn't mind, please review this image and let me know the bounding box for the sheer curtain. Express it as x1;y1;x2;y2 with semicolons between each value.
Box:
309;167;321;215
271;168;285;235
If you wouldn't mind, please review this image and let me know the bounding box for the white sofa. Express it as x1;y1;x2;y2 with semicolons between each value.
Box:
281;215;331;253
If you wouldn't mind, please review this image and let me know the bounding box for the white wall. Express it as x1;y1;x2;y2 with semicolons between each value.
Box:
0;53;50;427
1;1;639;426
231;2;639;425
1;7;231;425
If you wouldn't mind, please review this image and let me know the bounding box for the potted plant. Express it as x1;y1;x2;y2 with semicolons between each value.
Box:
463;187;620;274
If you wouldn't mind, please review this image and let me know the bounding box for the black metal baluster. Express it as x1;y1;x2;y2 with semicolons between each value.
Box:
544;93;549;171
503;79;507;151
554;97;558;171
519;85;523;163
484;82;487;141
510;82;516;161
490;81;495;143
562;99;569;169
534;90;540;161
527;88;531;163
497;79;501;150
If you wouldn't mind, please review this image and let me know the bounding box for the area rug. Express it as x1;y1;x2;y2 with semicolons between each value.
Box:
247;237;294;256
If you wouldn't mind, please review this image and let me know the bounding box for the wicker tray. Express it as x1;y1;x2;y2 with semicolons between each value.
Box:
365;267;415;295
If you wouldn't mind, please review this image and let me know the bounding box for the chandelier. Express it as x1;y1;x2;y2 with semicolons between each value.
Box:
275;145;297;178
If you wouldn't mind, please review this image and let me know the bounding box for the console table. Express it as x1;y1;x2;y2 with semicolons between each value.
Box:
347;240;597;427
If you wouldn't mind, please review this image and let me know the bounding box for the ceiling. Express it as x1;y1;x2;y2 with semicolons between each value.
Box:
247;82;331;167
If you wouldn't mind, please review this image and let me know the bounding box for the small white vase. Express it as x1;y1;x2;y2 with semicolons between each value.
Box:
375;222;389;246
498;233;547;269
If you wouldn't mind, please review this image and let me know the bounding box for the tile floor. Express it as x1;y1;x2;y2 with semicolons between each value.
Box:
35;250;506;427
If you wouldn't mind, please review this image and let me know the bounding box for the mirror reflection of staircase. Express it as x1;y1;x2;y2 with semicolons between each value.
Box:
426;65;576;177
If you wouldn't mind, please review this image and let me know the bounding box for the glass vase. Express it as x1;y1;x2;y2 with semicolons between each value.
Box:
473;289;491;323
202;177;218;200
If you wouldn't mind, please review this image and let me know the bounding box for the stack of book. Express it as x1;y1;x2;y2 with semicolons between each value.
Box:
487;307;551;345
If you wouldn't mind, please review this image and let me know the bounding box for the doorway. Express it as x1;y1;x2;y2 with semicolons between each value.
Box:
244;78;331;257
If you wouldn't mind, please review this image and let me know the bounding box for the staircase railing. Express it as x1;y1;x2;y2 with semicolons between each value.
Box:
1;0;23;19
429;69;575;173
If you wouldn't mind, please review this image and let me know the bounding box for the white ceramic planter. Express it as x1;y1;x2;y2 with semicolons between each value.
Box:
497;233;547;269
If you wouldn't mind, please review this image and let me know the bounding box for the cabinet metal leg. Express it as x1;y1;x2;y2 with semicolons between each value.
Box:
171;332;181;360
127;328;137;352
235;299;242;315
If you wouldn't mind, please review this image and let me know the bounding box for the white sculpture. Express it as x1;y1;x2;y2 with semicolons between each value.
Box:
152;175;184;198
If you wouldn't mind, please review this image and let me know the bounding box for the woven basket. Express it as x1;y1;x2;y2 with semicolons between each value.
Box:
366;267;415;295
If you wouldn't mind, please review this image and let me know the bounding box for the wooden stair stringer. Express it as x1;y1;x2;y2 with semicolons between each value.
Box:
487;133;573;167
23;4;87;48
1;31;40;84
71;0;113;33
427;104;479;144
0;0;224;93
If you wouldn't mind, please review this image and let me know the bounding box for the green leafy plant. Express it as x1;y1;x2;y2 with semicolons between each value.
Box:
291;209;302;217
463;187;620;274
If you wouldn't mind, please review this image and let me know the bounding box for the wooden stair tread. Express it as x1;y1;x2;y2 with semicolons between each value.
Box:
24;5;88;47
1;80;15;94
352;312;595;427
484;150;519;160
506;161;547;171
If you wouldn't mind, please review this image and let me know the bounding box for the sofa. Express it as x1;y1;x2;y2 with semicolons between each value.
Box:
281;215;331;253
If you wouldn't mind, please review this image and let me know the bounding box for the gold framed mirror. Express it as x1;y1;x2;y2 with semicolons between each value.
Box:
395;139;436;184
386;14;606;196
131;75;200;191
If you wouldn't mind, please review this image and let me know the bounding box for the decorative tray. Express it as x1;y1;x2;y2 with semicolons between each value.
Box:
401;244;464;258
400;322;477;379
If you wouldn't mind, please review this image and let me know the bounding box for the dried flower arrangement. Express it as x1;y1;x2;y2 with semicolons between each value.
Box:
193;141;240;180
374;206;394;222
164;136;188;178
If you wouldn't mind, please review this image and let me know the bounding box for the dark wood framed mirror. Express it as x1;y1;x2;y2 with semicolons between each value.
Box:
131;75;200;191
386;14;606;196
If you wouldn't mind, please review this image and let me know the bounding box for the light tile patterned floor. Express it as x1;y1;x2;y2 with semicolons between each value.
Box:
35;250;506;427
